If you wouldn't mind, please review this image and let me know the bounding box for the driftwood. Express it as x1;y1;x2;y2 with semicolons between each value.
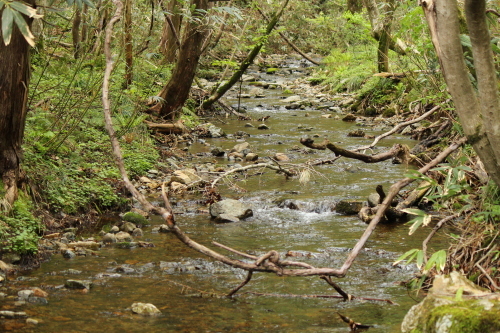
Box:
144;119;186;134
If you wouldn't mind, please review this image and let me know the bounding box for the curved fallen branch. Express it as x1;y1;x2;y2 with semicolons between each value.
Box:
210;162;296;188
300;138;408;163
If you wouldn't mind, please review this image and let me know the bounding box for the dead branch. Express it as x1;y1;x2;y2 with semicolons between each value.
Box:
210;162;296;188
320;275;352;301
300;138;407;163
243;292;396;304
358;105;441;151
341;137;467;272
227;271;253;297
144;119;186;134
422;213;458;263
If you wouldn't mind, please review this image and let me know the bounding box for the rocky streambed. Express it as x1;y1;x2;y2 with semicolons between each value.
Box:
0;55;447;332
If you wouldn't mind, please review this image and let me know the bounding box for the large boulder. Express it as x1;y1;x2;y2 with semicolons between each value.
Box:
209;199;253;221
401;272;500;332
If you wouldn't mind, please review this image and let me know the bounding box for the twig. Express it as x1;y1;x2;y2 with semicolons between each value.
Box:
422;213;458;263
320;275;352;301
357;105;441;151
475;264;500;291
227;271;253;297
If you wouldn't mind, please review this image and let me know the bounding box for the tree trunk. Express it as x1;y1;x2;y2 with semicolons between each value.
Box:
124;0;133;88
72;6;82;59
153;0;209;119
201;0;290;110
0;0;35;206
420;0;500;185
159;0;182;63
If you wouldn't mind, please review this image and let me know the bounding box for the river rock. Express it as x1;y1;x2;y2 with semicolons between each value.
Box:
110;226;120;234
342;114;357;122
31;287;48;298
244;123;254;128
62;249;76;259
197;123;225;138
132;228;143;237
120;222;136;233
367;193;381;207
215;214;240;223
274;153;289;162
335;199;365;215
282;95;301;103
211;147;226;157
26;318;41;325
2;253;21;264
0;311;27;319
65;279;92;290
102;233;117;244
122;211;148;225
170;181;187;192
321;114;332;118
131;302;161;316
28;296;48;305
18;290;34;300
0;260;14;273
285;103;301;110
347;129;365;137
210;199;253;220
257;124;269;130
115;231;133;242
245;153;258;161
401;272;500;332
232;142;250;153
172;169;201;185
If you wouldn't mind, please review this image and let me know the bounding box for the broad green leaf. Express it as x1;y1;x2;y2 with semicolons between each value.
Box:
2;7;14;45
416;250;424;269
11;9;35;46
424;250;447;272
408;216;424;235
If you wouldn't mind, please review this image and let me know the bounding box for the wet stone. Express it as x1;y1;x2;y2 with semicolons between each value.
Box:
109;226;120;234
257;124;269;130
336;199;365;215
18;290;34;300
62;250;76;259
0;311;27;319
115;231;133;242
65;279;92;290
102;233;117;244
27;296;48;305
114;266;136;274
131;302;161;316
132;228;143;237
215;214;240;223
120;222;136;233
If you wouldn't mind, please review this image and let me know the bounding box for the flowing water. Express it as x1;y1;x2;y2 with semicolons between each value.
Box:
1;58;447;332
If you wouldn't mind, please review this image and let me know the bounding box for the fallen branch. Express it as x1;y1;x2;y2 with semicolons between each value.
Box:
300;138;407;163
210;162;295;188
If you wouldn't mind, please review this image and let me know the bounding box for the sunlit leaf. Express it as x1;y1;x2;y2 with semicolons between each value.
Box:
2;7;14;45
393;248;420;266
12;9;35;46
9;1;43;18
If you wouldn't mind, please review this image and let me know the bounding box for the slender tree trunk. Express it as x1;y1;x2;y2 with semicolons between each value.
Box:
420;0;500;185
152;0;209;119
202;0;290;110
72;6;82;59
0;0;36;206
124;0;133;88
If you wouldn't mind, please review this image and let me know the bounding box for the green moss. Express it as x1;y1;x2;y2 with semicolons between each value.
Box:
266;68;279;74
427;302;500;333
122;212;148;226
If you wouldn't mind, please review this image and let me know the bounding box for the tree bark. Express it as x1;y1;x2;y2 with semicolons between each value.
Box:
0;0;36;206
420;0;500;185
152;0;209;119
72;6;82;59
123;0;133;88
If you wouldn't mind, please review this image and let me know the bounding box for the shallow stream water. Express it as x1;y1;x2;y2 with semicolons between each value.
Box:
1;58;447;332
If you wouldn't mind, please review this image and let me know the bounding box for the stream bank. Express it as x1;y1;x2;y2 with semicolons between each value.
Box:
0;55;447;332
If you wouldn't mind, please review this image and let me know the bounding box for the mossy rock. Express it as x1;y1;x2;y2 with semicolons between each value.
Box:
402;272;500;333
335;199;365;215
266;68;279;74
122;212;148;226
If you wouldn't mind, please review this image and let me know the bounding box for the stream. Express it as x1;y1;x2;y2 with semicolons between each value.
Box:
1;56;446;332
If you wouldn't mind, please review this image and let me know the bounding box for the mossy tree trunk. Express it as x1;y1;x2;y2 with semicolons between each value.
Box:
0;0;36;206
159;0;182;64
201;0;290;110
